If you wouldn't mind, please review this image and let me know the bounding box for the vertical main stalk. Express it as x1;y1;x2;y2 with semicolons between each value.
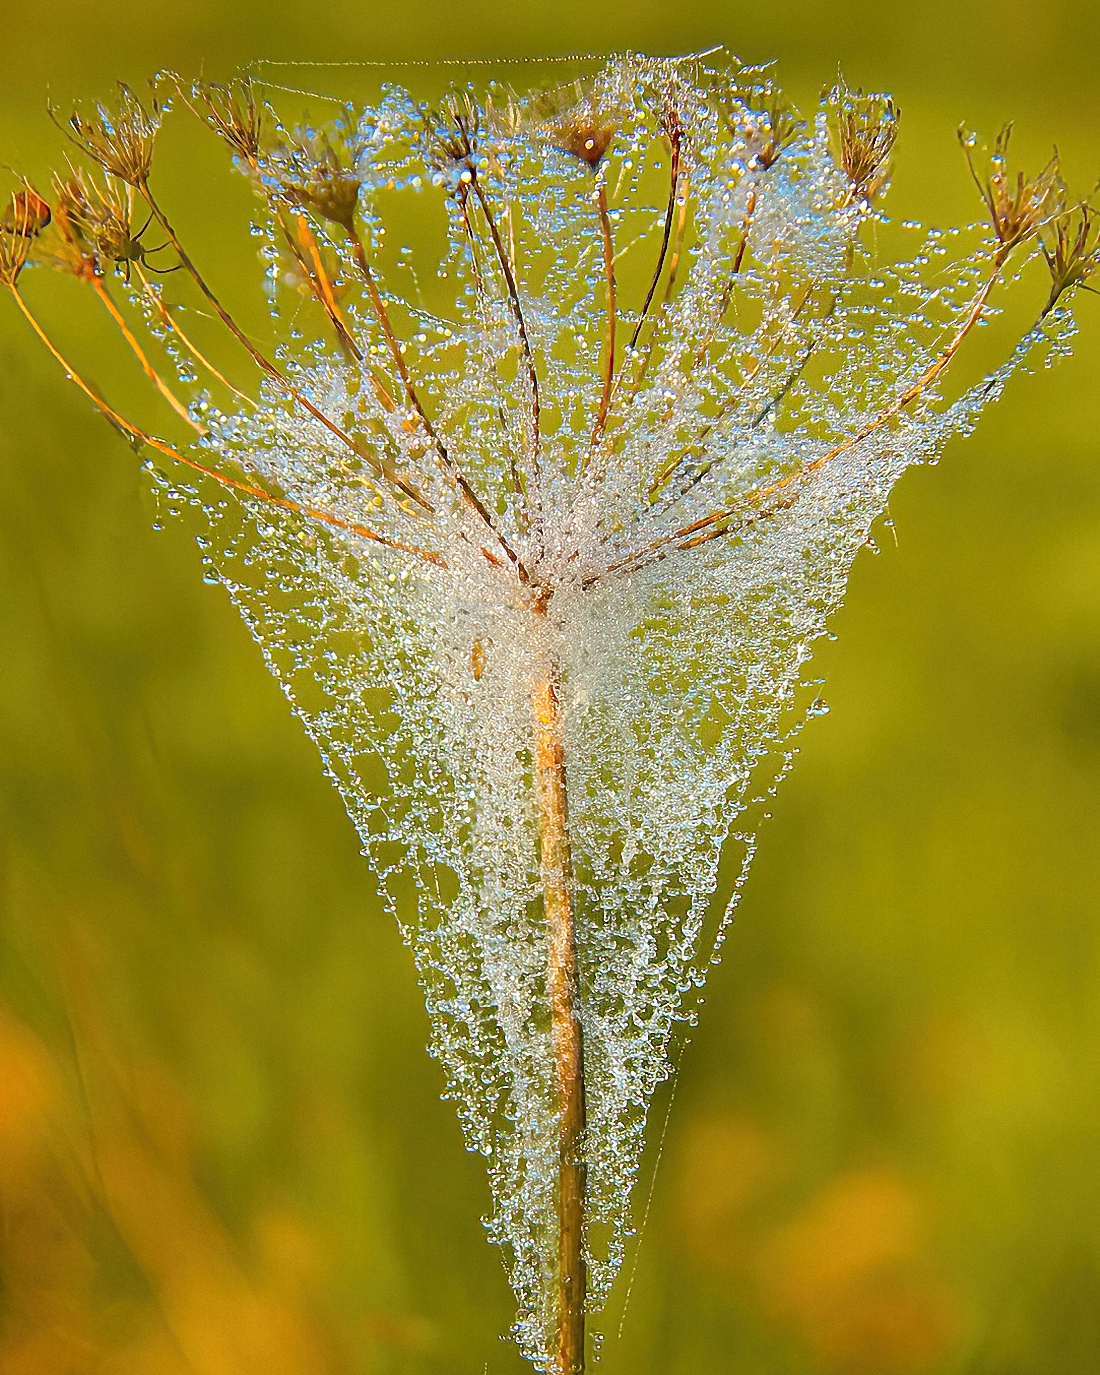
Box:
531;664;586;1375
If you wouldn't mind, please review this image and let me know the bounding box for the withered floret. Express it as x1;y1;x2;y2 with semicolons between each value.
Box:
54;170;132;268
532;80;620;170
53;81;161;186
826;75;899;205
266;130;363;230
555;118;616;169
1;188;51;237
711;67;804;172
423;96;481;179
189;77;265;166
1041;201;1100;316
961;123;1064;259
0;184;50;285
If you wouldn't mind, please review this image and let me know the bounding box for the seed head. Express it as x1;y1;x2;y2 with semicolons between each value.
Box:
960;123;1064;259
1041;201;1100;316
423;95;482;188
1;186;51;238
265;129;362;231
710;67;804;172
54;169;133;272
189;77;265;167
742;84;803;171
826;75;899;206
52;82;161;186
532;82;620;171
35;173;97;279
558;118;616;168
0;183;50;285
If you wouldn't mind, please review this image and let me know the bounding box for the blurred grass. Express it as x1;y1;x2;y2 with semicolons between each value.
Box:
2;3;1100;1372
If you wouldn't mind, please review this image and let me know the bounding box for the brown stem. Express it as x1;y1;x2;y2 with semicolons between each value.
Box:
677;181;760;393
468;175;545;550
531;657;586;1375
470;177;541;460
346;223;429;416
627;168;693;402
662;169;692;305
8;284;445;567
287;212;363;360
133;264;256;407
730;185;757;278
589;181;617;452
602;262;1005;581
345;218;530;581
91;275;207;435
628;127;681;354
138;181;432;515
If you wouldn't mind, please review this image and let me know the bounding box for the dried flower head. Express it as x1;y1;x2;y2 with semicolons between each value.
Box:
4;51;1097;1375
532;81;620;170
1041;201;1100;316
826;74;899;205
0;183;50;285
422;94;483;186
55;169;133;269
742;82;803;170
33;174;96;279
265;128;362;231
188;77;264;167
961;122;1064;258
48;168;173;283
711;67;804;171
53;82;161;186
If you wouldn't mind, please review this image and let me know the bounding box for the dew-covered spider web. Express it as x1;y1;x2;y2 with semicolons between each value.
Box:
136;50;1072;1367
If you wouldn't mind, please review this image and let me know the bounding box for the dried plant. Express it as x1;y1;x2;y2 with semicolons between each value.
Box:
826;73;899;205
960;121;1065;260
3;49;1094;1375
51;80;162;186
0;184;49;284
1041;200;1100;316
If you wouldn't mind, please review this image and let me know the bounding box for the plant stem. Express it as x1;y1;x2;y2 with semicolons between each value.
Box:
589;181;617;454
91;275;208;435
531;661;586;1375
8;284;445;568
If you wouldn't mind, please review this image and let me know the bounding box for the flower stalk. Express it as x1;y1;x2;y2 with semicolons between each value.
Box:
531;654;587;1375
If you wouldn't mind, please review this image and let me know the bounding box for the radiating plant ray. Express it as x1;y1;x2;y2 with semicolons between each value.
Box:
3;48;1095;1374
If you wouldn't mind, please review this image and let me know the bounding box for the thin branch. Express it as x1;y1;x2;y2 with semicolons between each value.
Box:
133;264;256;407
730;185;757;278
345;216;531;581
8;284;446;568
588;180;617;452
469;175;544;525
627;124;681;354
91;275;207;435
460;188;532;533
288;212;363;359
626;168;693;401
137;179;433;516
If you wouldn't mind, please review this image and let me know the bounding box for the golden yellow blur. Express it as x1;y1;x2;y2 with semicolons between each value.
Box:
2;1;1100;1371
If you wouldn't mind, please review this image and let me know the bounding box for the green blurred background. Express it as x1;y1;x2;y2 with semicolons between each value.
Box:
2;2;1100;1372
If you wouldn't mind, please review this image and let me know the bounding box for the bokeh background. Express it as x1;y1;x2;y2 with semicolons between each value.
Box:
2;2;1100;1372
